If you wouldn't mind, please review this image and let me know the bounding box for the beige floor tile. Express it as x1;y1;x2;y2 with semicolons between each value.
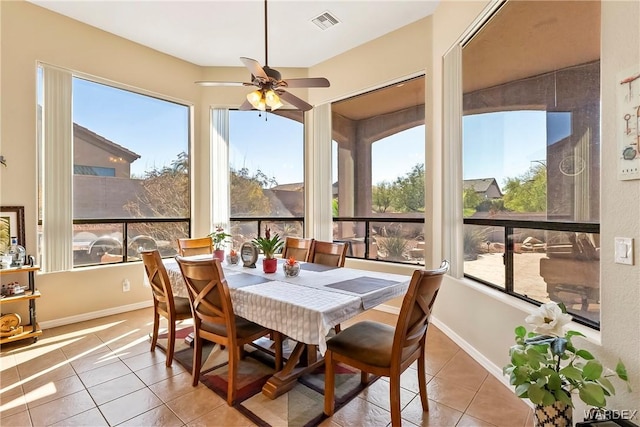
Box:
28;389;95;426
0;409;32;426
17;364;77;396
464;376;529;427
401;397;464;426
24;374;85;409
1;364;20;389
121;346;165;371
425;376;477;413
98;387;163;425
330;395;392;427
134;360;187;386
148;371;205;403
358;376;417;412
187;403;255;427
50;407;109;426
68;348;120;374
166;386;226;424
378;365;434;394
424;347;460;377
524;408;534;426
435;351;488;392
456;413;498;427
59;334;108;359
86;372;146;405
0;387;28;418
119;404;184;427
112;339;154;360
77;360;132;388
15;348;69;378
318;417;342;427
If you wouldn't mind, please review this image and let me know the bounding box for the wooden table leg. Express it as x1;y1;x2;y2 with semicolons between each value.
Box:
262;341;324;399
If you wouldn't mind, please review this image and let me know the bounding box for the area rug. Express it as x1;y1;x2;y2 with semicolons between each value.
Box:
156;326;377;426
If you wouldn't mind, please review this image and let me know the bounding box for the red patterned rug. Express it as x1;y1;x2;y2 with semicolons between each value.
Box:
156;325;377;427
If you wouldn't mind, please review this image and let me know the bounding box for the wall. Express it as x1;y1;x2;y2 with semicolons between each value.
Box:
428;0;640;414
0;0;202;323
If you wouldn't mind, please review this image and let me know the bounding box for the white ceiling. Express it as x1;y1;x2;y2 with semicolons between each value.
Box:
28;0;440;68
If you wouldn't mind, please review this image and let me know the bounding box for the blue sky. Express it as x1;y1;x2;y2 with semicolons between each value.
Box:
69;76;555;190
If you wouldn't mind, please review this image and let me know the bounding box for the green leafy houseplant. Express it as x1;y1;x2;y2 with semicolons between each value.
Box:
251;228;283;259
504;302;630;409
208;225;231;251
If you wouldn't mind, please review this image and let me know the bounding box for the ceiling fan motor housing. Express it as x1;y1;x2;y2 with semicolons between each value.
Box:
263;66;282;82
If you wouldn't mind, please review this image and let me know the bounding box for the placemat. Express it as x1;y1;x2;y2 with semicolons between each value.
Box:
227;272;273;288
326;276;399;294
300;263;339;272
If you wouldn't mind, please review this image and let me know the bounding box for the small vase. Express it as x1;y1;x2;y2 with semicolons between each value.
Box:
262;258;278;273
534;401;572;427
283;261;300;277
213;249;225;262
226;254;239;265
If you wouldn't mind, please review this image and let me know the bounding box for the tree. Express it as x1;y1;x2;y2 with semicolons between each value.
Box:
372;181;393;213
392;163;425;212
123;151;189;242
230;167;274;216
503;164;547;212
463;187;483;216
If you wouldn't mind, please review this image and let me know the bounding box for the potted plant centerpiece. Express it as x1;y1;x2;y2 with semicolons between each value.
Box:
283;256;300;277
504;302;630;427
252;228;283;273
209;225;231;262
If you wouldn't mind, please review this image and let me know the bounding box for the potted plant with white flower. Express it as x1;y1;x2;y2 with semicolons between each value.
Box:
504;302;630;427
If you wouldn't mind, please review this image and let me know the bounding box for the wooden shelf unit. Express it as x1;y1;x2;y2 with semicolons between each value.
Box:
0;264;42;344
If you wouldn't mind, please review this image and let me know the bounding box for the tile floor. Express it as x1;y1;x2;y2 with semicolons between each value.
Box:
1;307;533;426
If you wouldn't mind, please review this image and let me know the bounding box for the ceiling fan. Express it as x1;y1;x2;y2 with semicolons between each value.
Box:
195;0;330;112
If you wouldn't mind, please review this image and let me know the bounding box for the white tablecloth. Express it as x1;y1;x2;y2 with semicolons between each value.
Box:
163;256;410;354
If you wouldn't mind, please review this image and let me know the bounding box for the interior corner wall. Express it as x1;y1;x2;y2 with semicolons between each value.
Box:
429;0;640;414
0;0;203;322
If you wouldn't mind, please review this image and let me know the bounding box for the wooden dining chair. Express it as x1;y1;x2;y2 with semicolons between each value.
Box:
308;240;349;332
281;237;314;262
177;237;213;256
141;250;192;367
323;260;449;427
308;240;347;267
175;255;282;406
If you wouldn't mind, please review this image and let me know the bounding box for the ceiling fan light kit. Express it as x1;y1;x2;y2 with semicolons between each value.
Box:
196;0;329;113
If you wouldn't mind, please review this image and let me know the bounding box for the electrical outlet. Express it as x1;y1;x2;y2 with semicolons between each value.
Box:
122;279;130;292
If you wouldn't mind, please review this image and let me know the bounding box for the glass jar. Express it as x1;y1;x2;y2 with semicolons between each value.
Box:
8;237;26;267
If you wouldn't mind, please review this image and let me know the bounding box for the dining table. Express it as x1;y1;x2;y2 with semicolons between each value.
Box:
163;255;411;399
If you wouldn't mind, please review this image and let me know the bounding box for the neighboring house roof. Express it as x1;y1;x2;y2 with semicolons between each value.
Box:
74;123;141;163
270;183;304;192
463;178;503;197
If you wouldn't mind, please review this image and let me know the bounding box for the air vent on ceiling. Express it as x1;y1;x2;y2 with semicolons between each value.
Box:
311;11;340;30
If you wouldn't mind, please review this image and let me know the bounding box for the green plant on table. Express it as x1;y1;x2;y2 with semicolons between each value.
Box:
251;228;283;259
209;225;231;250
504;302;630;408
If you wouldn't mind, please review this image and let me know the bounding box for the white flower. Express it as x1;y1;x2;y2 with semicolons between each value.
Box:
525;302;572;337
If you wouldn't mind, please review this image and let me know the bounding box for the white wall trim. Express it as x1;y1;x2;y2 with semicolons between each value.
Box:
39;301;153;329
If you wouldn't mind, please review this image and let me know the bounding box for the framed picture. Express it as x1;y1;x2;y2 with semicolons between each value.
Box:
0;206;25;254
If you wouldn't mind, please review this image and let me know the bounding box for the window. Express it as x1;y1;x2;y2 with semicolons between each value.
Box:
38;67;191;269
331;76;426;263
461;1;601;327
228;110;304;246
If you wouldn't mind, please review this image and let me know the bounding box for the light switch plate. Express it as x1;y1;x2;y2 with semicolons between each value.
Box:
614;237;634;265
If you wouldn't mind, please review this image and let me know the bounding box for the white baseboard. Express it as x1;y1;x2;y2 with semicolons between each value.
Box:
39;301;153;329
375;303;400;315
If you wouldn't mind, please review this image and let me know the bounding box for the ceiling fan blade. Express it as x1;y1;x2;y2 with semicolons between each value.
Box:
195;81;252;87
239;99;254;111
240;57;268;80
283;77;330;88
278;91;313;112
